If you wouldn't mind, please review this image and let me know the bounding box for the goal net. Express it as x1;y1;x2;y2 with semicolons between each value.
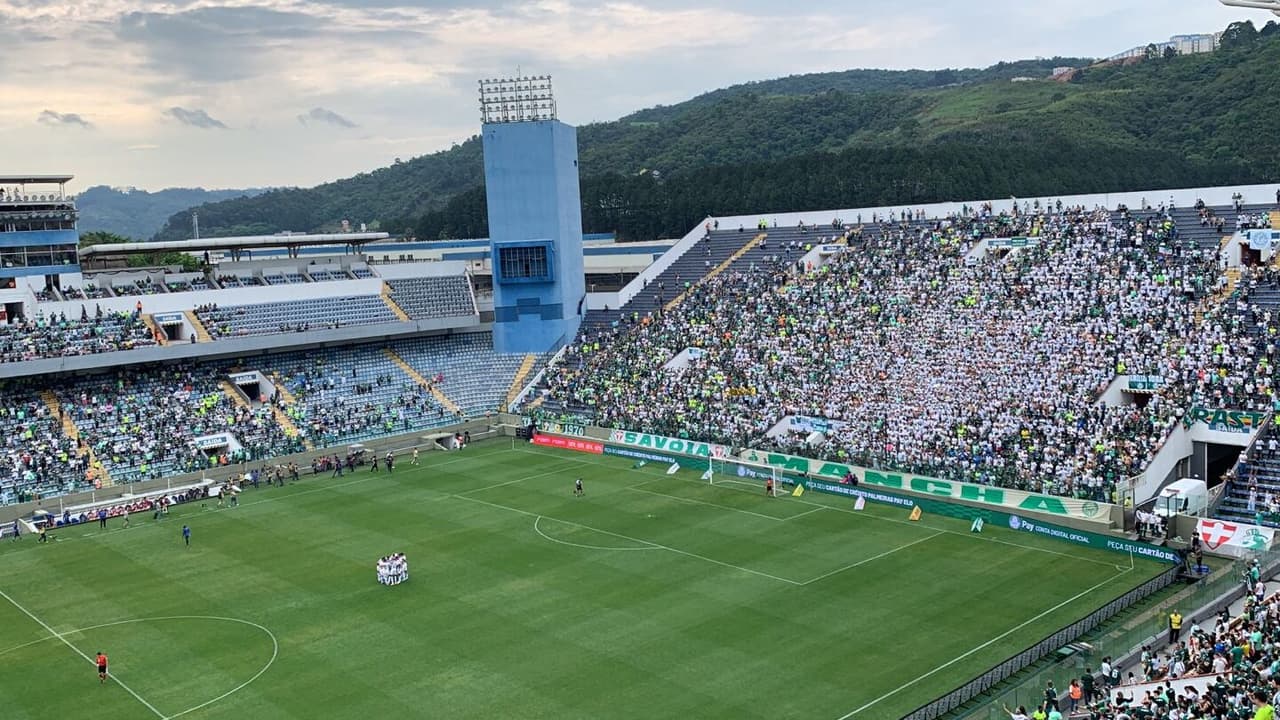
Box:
704;457;787;496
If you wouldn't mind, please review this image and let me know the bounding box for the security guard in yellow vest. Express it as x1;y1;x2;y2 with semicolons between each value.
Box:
1168;610;1183;645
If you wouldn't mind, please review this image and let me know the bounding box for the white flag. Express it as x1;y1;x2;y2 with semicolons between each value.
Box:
854;496;866;511
700;469;712;481
666;462;680;475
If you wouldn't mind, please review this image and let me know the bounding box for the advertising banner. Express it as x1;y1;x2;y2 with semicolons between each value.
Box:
532;434;603;454
608;430;730;461
1196;517;1274;556
802;477;1179;563
739;449;1111;522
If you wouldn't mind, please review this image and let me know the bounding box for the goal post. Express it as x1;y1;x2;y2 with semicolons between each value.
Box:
705;456;786;494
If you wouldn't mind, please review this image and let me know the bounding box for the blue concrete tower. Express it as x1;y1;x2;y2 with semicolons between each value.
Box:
480;76;585;354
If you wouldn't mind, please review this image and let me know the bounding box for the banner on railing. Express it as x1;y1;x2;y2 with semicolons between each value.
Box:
740;448;1111;522
1126;375;1164;391
1182;407;1267;434
1197;517;1274;555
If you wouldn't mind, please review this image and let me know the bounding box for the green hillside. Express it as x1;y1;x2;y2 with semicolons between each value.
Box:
154;21;1280;243
77;186;266;240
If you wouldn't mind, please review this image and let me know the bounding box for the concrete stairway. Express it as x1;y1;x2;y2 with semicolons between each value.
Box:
185;310;212;342
271;405;312;449
40;390;113;488
270;373;299;405
219;380;252;410
381;283;411;322
503;354;538;408
382;348;464;415
143;314;167;345
665;233;766;313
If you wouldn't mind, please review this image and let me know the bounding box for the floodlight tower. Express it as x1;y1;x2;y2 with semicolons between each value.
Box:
479;75;586;355
1219;0;1280;16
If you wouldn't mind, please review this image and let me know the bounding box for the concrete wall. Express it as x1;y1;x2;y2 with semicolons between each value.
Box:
484;120;585;353
1133;424;1194;504
0;318;487;378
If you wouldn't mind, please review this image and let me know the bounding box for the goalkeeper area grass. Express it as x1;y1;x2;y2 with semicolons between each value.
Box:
0;439;1167;720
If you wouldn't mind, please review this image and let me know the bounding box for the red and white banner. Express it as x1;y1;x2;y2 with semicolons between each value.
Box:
533;433;603;455
1196;517;1274;556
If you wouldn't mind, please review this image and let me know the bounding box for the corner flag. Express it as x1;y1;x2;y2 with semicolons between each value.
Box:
909;506;922;521
633;460;647;469
700;469;712;481
666;462;680;475
791;483;805;497
853;496;866;511
970;517;984;533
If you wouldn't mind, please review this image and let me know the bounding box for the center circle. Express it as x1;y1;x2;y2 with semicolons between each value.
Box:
0;615;277;719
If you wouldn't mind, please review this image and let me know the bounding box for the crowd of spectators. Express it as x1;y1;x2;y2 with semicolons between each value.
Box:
1056;579;1280;719
0;306;158;362
272;356;449;445
540;203;1246;501
55;365;304;483
0;393;86;504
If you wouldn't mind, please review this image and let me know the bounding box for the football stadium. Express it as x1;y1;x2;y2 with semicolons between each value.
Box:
8;8;1280;720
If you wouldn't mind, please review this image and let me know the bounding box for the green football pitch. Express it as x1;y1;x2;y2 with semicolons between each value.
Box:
0;439;1165;719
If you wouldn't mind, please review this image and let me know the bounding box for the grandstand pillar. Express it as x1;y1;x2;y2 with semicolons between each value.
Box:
480;76;585;354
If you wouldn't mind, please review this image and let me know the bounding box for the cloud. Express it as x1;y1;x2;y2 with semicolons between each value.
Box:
127;144;159;151
37;109;92;128
165;107;228;129
298;107;358;128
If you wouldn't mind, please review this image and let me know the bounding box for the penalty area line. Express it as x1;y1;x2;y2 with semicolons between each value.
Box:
831;566;1132;719
0;587;166;719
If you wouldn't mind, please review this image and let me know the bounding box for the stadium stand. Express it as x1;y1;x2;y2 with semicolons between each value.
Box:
55;365;306;484
0;390;86;504
394;332;534;416
0;308;157;362
534;204;1230;501
195;295;399;338
6;193;1280;509
257;344;454;446
386;276;477;319
1069;588;1280;720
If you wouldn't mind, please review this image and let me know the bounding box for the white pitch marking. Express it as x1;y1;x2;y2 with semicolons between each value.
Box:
456;461;585;496
0;615;279;719
453;493;803;585
799;532;944;586
831;567;1132;719
0;588;166;718
624;485;786;521
532;516;660;551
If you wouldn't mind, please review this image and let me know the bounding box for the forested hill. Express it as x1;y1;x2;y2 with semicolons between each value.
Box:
78;185;266;240
154;20;1280;243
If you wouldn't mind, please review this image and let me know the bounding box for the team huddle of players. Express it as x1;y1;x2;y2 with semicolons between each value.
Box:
376;553;409;586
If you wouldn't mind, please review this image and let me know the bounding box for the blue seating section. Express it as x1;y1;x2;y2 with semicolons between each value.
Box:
386;276;476;319
196;295;399;338
394;333;528;416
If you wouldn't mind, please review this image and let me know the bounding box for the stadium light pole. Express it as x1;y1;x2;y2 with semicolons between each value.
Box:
1219;0;1280;16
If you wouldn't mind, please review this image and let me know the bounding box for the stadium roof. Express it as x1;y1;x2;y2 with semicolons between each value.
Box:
80;232;392;257
0;175;74;185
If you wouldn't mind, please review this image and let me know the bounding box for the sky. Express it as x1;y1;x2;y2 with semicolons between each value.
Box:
0;0;1255;192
